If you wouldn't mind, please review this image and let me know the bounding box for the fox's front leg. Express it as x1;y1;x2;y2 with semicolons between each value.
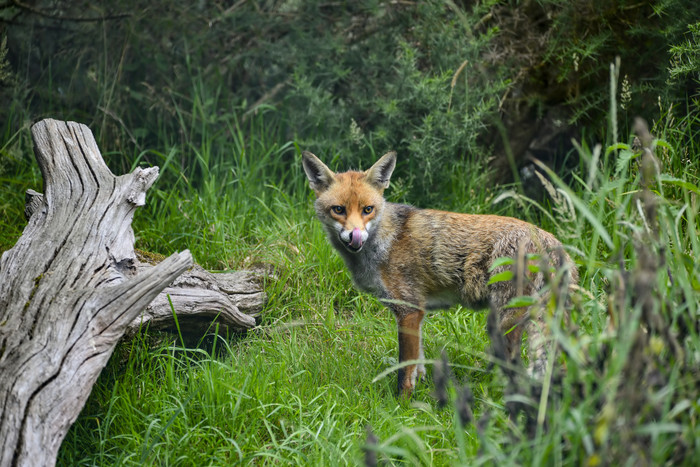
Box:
395;309;426;397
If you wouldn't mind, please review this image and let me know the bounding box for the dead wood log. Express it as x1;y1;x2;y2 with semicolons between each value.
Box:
24;191;268;339
0;119;194;466
127;261;267;337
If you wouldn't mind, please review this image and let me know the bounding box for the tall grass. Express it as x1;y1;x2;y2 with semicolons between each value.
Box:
419;66;700;464
0;119;41;251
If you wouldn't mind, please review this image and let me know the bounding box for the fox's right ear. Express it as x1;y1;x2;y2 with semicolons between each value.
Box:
302;151;336;193
365;151;397;190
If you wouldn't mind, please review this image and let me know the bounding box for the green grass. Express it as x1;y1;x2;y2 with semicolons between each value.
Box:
0;120;41;251
58;304;499;465
2;79;699;465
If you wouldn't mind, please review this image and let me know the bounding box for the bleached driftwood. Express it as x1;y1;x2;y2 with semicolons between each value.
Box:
0;119;262;467
0;119;192;466
127;260;266;337
24;191;267;338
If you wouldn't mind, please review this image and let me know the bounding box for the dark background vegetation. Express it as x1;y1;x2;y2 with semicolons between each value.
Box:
2;0;698;202
1;0;699;465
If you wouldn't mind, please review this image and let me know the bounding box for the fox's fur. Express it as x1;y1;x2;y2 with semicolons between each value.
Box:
302;150;578;397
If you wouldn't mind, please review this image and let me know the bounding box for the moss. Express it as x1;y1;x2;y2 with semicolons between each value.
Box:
135;249;166;266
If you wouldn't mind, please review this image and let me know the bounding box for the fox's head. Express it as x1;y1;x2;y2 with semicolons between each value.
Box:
302;151;396;253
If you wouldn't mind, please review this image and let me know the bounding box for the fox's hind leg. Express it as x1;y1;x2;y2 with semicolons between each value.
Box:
500;303;552;377
496;306;528;365
488;243;567;377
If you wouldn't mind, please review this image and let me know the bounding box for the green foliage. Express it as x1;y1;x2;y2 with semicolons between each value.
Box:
5;0;699;199
519;118;699;464
478;0;700;139
283;1;507;203
0;34;12;85
1;0;506;203
0;118;40;252
668;21;700;91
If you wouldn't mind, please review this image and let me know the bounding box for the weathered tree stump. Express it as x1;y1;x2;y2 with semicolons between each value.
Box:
0;119;264;466
23;192;268;338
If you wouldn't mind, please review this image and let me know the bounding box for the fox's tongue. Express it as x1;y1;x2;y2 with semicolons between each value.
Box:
349;227;363;249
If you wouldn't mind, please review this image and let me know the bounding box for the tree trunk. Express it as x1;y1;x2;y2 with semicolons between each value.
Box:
0;119;193;466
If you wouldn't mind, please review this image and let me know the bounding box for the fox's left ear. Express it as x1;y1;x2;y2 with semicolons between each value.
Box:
365;151;397;190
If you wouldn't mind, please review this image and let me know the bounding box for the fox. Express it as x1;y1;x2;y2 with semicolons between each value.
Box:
302;150;578;397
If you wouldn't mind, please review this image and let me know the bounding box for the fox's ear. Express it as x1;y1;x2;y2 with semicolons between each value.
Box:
302;151;336;193
365;151;396;190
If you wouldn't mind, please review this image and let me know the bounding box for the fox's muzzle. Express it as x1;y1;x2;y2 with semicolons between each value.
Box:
349;227;363;249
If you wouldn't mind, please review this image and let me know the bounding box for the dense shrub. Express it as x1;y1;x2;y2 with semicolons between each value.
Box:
3;0;696;203
0;1;498;203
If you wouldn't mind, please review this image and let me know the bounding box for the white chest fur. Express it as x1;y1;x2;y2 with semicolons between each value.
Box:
343;246;388;297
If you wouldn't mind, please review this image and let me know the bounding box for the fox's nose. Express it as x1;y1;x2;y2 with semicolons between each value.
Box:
349;227;363;248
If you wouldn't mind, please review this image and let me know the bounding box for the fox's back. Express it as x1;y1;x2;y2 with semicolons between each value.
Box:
377;205;571;310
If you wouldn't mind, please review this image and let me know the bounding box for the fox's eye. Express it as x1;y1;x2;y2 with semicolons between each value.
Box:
331;206;346;215
363;206;374;215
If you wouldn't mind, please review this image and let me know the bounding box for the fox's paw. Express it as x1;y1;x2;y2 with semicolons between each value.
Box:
417;363;426;381
397;364;422;398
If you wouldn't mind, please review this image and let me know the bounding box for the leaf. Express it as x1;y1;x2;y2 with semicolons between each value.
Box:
614;149;639;177
605;142;631;157
489;256;514;271
667;399;692;419
659;174;700;195
371;358;427;383
487;270;513;284
506;296;538;308
635;423;684;436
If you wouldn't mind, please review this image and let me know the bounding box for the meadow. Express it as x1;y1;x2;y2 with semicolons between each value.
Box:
2;82;698;465
1;1;699;464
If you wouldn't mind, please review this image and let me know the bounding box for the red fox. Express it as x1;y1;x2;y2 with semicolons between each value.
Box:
302;150;578;397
